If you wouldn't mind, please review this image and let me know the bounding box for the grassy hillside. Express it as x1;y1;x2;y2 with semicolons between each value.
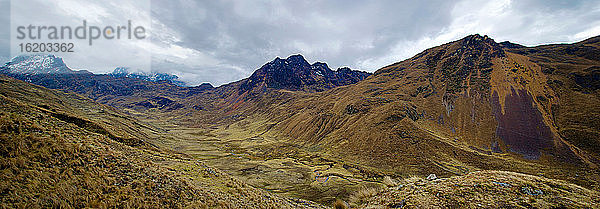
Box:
0;75;324;208
2;35;599;208
506;36;600;162
355;170;600;208
185;35;600;194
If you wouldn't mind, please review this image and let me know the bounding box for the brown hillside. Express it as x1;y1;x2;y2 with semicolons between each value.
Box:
2;35;599;207
506;36;600;163
357;170;600;208
0;75;325;208
218;35;600;191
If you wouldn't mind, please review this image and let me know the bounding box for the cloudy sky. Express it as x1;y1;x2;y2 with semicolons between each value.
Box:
2;0;600;86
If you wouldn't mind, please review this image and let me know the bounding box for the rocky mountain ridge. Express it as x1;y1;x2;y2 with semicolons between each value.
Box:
241;54;371;92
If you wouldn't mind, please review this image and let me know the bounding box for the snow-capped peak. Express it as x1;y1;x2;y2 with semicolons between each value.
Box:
4;54;73;74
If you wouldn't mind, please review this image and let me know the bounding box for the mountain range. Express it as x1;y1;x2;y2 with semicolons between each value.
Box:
1;34;599;208
109;67;187;86
2;55;188;86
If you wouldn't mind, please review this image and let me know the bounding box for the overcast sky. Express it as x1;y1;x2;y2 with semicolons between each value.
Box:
2;0;600;86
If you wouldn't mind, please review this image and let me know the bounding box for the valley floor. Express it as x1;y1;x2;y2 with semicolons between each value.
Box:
1;75;599;208
140;117;385;204
132;113;600;208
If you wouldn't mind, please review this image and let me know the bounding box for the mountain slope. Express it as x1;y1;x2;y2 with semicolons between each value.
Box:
358;170;599;208
0;75;325;208
0;54;368;125
0;71;211;115
220;35;600;190
503;35;600;162
159;54;372;126
0;54;215;116
2;35;599;207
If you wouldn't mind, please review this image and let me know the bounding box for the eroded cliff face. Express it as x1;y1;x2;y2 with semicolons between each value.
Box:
488;53;557;160
490;88;554;159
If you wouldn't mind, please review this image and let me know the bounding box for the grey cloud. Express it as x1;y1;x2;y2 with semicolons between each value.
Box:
149;0;600;86
3;0;599;86
0;0;10;62
499;0;600;45
150;0;456;86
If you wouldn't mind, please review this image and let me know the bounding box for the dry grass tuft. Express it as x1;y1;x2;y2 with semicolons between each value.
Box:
382;176;398;187
332;199;348;209
348;186;382;207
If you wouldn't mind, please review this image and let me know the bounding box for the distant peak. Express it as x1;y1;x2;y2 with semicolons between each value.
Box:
112;67;130;74
4;54;73;74
460;34;496;44
198;83;213;88
243;54;371;92
109;68;186;86
286;54;306;61
499;41;526;49
465;33;484;39
268;54;308;64
336;67;352;72
10;54;58;63
311;62;329;69
451;34;505;58
285;54;309;65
